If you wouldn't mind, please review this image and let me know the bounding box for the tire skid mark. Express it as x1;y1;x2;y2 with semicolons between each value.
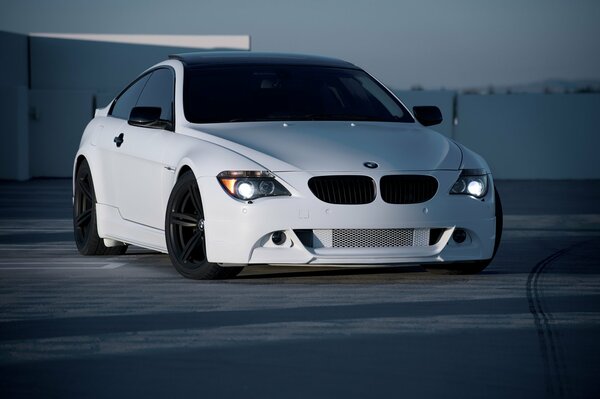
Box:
526;247;571;398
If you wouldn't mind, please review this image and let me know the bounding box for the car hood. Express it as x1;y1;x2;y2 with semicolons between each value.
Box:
188;121;462;172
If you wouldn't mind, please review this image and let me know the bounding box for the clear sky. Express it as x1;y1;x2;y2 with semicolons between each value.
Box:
1;0;598;89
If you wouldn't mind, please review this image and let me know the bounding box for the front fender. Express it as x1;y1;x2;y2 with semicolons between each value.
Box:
163;131;266;204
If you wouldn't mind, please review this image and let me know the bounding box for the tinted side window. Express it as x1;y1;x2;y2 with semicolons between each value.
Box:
135;68;174;122
111;74;151;120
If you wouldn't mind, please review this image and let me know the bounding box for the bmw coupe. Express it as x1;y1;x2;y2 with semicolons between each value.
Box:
73;52;502;279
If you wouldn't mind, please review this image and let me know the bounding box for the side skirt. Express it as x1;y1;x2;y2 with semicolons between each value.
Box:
95;203;167;253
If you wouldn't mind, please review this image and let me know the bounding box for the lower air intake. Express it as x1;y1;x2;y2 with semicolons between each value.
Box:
311;228;430;248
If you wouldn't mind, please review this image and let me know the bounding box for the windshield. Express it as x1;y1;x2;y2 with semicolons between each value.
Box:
183;65;414;124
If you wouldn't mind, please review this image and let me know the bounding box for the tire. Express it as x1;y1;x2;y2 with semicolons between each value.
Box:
424;185;503;275
73;159;128;256
165;171;244;280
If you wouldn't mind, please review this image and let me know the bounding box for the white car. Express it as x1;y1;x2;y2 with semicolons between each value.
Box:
73;52;502;279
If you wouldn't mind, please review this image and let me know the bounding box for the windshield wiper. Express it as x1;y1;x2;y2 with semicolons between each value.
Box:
295;114;395;122
226;117;279;122
223;114;399;123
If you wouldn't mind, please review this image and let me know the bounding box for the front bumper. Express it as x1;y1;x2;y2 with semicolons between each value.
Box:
197;170;497;266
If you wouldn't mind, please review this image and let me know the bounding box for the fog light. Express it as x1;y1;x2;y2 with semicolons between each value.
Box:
453;229;467;243
271;231;286;245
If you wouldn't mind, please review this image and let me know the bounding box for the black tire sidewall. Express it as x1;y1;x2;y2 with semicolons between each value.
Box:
492;186;503;257
424;184;503;275
74;161;98;253
73;160;127;256
165;171;242;280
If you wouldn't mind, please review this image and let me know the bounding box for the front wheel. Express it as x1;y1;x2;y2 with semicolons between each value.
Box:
165;171;244;280
424;185;503;275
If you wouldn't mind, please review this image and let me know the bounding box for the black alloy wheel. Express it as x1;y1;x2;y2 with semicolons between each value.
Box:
73;159;127;255
165;171;243;280
424;185;503;275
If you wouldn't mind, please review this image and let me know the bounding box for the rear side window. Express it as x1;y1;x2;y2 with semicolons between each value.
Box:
135;68;175;122
111;74;151;120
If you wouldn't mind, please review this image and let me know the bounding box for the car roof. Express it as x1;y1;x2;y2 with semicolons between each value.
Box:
169;51;360;69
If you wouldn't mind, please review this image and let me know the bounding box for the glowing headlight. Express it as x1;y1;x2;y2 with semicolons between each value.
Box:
235;181;255;199
218;171;291;201
467;180;485;197
450;170;488;198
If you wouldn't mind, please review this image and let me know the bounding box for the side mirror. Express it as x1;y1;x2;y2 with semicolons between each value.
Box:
413;106;443;126
128;106;171;129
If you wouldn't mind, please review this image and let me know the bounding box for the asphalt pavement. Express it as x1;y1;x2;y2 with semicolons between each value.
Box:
0;179;599;398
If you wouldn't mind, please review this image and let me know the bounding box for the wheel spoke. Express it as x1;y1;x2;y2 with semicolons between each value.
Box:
76;208;92;227
200;233;206;250
171;212;198;227
77;178;93;201
180;231;204;263
189;184;203;215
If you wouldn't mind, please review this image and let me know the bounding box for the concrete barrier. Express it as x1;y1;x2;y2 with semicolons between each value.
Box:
2;30;599;180
0;31;28;87
455;93;600;179
0;86;29;180
30;36;205;95
28;90;94;178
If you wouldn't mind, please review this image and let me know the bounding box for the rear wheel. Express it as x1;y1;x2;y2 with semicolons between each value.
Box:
165;171;244;280
73;160;127;256
424;186;503;275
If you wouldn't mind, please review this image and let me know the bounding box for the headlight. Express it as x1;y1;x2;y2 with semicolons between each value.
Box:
218;171;291;201
450;170;489;198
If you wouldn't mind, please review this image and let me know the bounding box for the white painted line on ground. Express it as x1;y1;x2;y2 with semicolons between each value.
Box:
100;263;126;270
0;245;76;249
0;262;126;270
0;261;119;264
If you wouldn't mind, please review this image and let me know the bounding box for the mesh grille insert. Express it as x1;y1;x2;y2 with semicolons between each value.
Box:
308;175;375;204
380;175;438;204
312;228;430;248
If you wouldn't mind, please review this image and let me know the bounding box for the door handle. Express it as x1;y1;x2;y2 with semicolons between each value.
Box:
114;133;124;148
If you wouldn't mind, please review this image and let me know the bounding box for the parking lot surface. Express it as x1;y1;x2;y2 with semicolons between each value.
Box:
1;179;599;398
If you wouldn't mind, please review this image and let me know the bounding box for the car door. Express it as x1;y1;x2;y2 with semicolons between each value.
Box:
94;73;152;208
110;68;176;229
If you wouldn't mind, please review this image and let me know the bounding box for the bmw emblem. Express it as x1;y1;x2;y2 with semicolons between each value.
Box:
363;161;378;169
